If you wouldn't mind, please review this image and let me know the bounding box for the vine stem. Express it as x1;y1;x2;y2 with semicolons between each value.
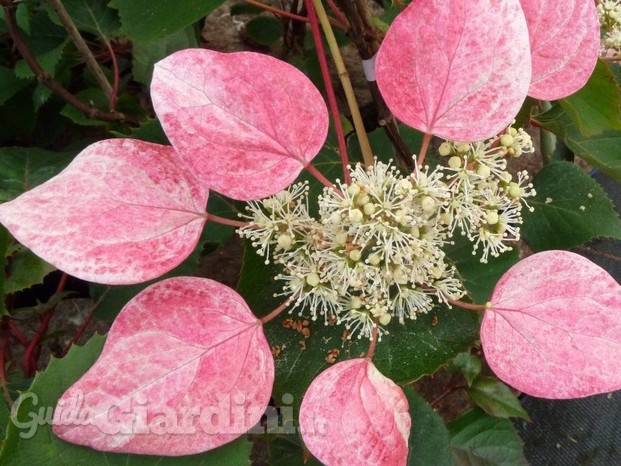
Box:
311;0;374;168
207;213;248;228
47;0;113;98
417;132;432;166
3;0;139;125
365;320;379;361
103;39;119;110
446;297;488;312
304;0;351;184
260;298;292;324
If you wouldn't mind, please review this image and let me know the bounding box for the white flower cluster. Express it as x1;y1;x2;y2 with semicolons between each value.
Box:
598;0;621;55
238;126;535;339
437;126;536;263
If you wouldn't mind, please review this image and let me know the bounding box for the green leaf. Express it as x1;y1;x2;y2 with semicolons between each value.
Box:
46;0;121;37
558;60;621;137
0;67;31;107
0;334;253;464
237;240;479;412
448;409;527;466
535;103;621;181
13;10;68;79
445;235;519;304
262;437;322;466
466;377;529;420
0;393;10;448
132;26;198;85
4;246;56;294
109;0;227;41
245;16;284;46
115;118;169;145
230;3;263;15
450;352;482;387
521;162;621;251
404;387;451;466
0;147;74;202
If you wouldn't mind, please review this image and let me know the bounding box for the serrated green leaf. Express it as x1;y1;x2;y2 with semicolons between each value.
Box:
558;60;621;137
0;334;252;464
245;16;284;46
109;0;227;41
4;247;56;294
535;103;621;181
445;235;519;304
448;408;527;466
521;162;621;251
0;147;74;202
132;26;198;85
32;82;53;110
450;352;482;386
0;67;31;107
46;0;121;38
466;377;529;420
405;387;451;466
13;10;68;79
237;240;479;413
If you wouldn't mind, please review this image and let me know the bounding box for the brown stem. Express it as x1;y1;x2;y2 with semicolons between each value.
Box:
3;0;139;125
243;0;347;29
46;0;113;98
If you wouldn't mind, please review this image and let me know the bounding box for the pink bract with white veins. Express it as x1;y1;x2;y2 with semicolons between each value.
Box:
375;0;531;142
299;358;410;466
0;139;207;285
481;251;621;399
151;49;329;201
521;0;600;100
53;277;274;456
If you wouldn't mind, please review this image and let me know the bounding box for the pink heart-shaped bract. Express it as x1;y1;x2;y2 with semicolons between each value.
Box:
375;0;531;141
150;49;329;201
53;277;274;455
299;358;410;465
481;251;621;399
521;0;600;100
0;139;207;285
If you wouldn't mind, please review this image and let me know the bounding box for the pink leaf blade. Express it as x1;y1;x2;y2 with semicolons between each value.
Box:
53;277;274;456
299;358;410;466
521;0;600;100
151;49;329;200
0;139;208;285
375;0;531;141
481;251;621;399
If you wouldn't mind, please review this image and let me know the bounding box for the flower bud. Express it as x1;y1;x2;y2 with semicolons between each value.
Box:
306;273;320;287
438;142;452;156
448;156;462;169
349;208;364;223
